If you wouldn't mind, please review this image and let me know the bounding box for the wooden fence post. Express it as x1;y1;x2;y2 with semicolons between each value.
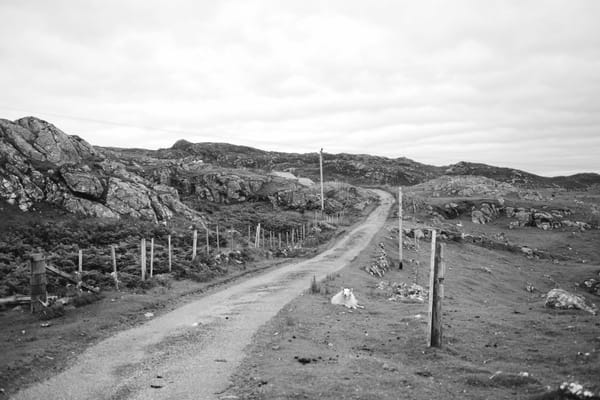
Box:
111;245;118;290
278;232;282;249
168;235;172;272
192;230;197;260
230;227;234;251
30;253;47;313
255;223;261;248
319;148;324;211
206;227;210;254
398;187;403;269
78;249;83;276
150;238;154;278
141;238;146;281
216;224;220;253
427;230;445;347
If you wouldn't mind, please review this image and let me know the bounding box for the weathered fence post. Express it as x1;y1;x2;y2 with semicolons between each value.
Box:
192;230;197;260
255;223;261;248
206;226;210;254
111;245;118;290
168;235;172;272
398;187;403;269
30;253;47;313
427;230;445;347
216;224;220;253
141;238;146;281
319;148;324;211
150;238;154;278
230;227;234;252
78;249;83;276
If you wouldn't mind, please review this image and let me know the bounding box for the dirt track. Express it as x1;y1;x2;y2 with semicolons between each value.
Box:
12;189;393;400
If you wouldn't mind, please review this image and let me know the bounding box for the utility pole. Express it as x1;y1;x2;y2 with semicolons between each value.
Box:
319;148;324;212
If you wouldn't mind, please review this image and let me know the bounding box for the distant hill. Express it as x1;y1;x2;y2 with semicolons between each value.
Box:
129;140;599;189
443;161;600;189
2;116;599;223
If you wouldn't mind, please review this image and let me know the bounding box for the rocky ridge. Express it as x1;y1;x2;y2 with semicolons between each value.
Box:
2;116;600;222
144;143;600;189
0;117;201;222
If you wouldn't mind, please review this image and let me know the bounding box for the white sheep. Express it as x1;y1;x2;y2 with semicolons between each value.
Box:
331;288;364;309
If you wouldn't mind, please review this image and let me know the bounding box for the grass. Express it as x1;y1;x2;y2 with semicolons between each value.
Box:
308;275;320;294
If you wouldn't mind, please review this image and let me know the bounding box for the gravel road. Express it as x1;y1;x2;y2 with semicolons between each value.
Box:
12;189;393;400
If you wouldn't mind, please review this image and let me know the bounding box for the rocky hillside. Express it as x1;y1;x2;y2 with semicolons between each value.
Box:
109;141;600;189
0;117;201;222
136;141;442;186
444;161;600;189
0;117;370;221
2;116;599;223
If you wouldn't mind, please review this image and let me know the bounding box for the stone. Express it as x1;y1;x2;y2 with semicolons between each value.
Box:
61;168;105;200
521;246;534;256
471;210;486;224
63;196;119;219
105;178;156;220
545;288;597;315
514;210;532;226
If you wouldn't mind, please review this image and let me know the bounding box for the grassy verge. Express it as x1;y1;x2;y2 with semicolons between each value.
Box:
223;215;600;400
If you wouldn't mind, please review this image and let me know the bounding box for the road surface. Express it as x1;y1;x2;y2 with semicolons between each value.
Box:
13;189;393;400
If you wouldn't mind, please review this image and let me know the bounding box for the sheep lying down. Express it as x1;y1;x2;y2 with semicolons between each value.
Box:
331;288;364;309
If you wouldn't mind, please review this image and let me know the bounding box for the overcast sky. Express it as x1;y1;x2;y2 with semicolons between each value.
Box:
1;0;599;176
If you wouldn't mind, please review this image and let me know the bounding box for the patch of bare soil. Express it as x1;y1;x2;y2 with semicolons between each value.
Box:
224;216;600;399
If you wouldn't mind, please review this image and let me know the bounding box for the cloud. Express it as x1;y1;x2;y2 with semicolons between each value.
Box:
0;0;599;176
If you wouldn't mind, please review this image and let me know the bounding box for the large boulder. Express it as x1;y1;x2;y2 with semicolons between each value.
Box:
545;288;597;315
61;167;105;200
471;210;487;224
514;210;532;226
105;178;158;221
471;203;500;224
14;116;99;164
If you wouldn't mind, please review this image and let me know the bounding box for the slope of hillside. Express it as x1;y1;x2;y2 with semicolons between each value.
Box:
0;117;201;222
147;141;441;186
111;140;600;189
2;116;600;223
444;161;600;189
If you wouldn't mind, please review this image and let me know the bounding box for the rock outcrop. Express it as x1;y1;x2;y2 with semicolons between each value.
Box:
506;206;591;230
545;288;597;315
0;117;202;222
364;243;391;277
471;202;502;224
